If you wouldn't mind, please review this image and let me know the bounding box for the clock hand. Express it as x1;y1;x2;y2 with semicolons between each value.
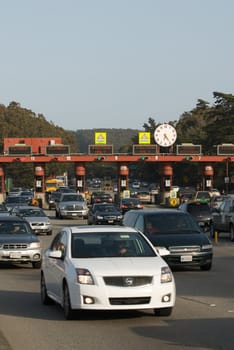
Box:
163;133;169;141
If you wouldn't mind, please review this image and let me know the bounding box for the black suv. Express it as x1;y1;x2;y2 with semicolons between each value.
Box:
122;209;213;270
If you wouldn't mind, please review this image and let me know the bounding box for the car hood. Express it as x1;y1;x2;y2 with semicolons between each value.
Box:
145;232;211;247
60;201;86;206
23;216;50;223
72;257;167;275
0;234;39;243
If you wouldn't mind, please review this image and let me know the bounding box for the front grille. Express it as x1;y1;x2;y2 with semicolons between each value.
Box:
169;246;201;253
109;297;151;305
103;216;116;220
32;223;44;226
65;205;83;210
104;276;152;287
3;243;28;249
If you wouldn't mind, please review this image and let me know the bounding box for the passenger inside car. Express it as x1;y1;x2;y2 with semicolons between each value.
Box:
145;222;159;234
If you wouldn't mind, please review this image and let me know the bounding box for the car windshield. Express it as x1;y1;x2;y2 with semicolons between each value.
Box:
0;222;31;234
145;213;201;234
62;194;84;201
187;204;210;214
71;231;155;258
6;197;27;203
19;209;46;217
122;199;139;204
94;205;116;212
196;192;211;199
0;204;7;211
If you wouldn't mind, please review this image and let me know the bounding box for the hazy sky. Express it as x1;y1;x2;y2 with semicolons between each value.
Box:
1;0;234;131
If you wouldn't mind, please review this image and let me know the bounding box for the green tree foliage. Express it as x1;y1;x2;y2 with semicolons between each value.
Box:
75;128;139;153
0;102;78;188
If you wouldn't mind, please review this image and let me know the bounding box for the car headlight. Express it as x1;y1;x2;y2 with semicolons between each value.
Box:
96;215;104;219
117;215;123;219
161;266;173;283
202;244;213;250
76;268;94;285
30;242;41;248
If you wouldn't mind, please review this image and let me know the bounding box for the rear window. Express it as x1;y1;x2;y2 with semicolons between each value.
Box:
187;203;210;214
144;213;200;234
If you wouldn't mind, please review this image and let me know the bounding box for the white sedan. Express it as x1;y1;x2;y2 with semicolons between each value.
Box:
41;226;176;319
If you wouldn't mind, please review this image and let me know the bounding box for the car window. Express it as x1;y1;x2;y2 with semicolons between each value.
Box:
0;222;31;234
134;214;144;232
141;213;201;234
187;204;210;214
123;211;138;226
71;231;156;258
21;209;46;217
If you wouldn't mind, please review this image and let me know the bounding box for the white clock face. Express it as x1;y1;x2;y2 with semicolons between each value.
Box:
154;124;177;147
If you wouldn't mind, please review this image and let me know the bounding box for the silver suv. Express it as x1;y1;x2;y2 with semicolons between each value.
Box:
0;216;42;268
55;193;88;219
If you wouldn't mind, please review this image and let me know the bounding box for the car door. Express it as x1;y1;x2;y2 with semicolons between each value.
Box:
220;198;234;231
45;231;67;301
215;199;232;231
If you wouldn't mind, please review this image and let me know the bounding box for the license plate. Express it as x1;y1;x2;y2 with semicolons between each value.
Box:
72;213;78;216
181;255;192;262
10;252;21;259
108;220;114;223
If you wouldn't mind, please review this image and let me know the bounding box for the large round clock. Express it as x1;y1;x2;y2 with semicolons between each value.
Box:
154;123;177;147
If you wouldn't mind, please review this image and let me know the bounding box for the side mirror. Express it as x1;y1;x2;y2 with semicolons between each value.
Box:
48;250;62;259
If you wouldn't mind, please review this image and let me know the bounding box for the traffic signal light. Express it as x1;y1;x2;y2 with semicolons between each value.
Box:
96;156;105;161
184;156;193;161
140;156;148;161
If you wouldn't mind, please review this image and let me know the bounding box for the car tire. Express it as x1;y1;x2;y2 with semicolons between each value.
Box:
154;307;173;317
41;273;53;305
63;283;74;320
229;225;234;242
200;262;212;271
32;261;41;269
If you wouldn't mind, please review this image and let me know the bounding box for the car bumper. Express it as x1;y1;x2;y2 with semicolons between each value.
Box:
68;279;175;311
0;248;42;263
95;219;123;225
30;224;52;234
164;252;213;268
60;210;88;218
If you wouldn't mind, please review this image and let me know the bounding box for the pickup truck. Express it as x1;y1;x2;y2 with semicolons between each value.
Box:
55;193;88;219
211;196;234;241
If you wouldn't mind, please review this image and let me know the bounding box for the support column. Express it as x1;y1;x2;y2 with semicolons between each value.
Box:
160;163;173;205
118;164;129;197
0;165;5;203
203;165;214;191
75;163;86;194
34;163;45;208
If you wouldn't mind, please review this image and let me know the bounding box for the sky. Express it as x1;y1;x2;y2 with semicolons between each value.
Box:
1;0;234;131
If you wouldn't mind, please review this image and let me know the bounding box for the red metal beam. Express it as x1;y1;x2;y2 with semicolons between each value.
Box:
0;154;232;163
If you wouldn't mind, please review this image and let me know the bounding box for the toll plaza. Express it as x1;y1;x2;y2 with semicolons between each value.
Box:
0;132;233;207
